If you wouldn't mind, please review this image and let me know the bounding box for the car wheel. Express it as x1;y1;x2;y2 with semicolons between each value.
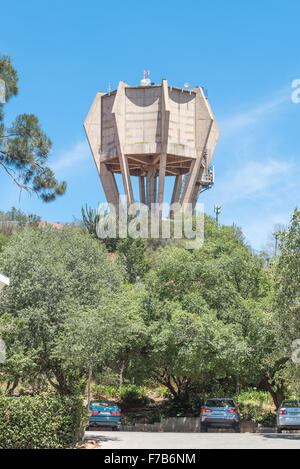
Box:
85;425;90;431
200;424;208;433
277;426;282;433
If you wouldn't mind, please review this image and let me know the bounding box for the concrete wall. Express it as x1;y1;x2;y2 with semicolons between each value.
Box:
123;417;257;433
168;88;196;149
101;93;118;159
125;87;162;149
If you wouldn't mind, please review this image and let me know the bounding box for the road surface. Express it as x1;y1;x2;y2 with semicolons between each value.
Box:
84;430;300;449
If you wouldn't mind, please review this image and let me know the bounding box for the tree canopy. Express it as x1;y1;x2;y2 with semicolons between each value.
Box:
0;210;299;411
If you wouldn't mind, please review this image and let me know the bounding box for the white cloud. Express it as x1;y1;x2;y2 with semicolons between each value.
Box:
51;141;90;172
216;159;292;204
220;92;289;133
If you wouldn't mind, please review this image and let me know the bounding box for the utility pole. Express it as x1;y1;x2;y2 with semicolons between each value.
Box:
214;204;222;228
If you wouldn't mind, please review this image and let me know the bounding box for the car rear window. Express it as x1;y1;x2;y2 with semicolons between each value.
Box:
205;399;236;408
281;400;300;408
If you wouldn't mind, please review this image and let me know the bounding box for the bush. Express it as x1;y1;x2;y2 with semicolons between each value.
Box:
236;390;275;423
120;385;148;404
0;394;85;449
256;412;277;427
160;392;206;417
92;384;119;400
155;386;169;398
92;383;148;405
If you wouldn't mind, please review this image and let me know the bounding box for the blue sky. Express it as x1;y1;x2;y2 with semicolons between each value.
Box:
0;0;299;250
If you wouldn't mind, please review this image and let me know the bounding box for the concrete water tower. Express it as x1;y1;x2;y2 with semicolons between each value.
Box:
84;74;219;211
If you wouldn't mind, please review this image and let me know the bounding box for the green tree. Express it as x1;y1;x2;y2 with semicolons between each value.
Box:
117;237;150;283
141;305;248;406
274;208;300;341
270;208;300;398
0;54;66;201
0;233;9;252
53;287;148;402
81;204;119;252
140;224;281;407
0;227;124;394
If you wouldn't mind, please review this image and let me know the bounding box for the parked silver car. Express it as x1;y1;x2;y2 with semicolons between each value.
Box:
201;398;240;432
277;400;300;433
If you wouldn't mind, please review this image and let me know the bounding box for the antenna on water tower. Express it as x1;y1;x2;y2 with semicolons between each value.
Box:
140;70;151;86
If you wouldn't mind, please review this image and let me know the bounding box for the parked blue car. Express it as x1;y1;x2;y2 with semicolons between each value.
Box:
201;398;240;432
87;400;122;430
277;400;300;433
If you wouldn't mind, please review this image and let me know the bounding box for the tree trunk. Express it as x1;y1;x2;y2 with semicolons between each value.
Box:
262;375;285;410
87;364;92;409
236;375;240;396
119;361;125;398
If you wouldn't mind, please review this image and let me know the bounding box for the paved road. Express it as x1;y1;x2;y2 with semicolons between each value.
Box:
84;430;300;449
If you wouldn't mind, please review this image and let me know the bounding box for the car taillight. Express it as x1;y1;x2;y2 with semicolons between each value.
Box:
280;409;287;415
91;411;98;415
202;408;212;413
227;408;238;413
111;411;121;416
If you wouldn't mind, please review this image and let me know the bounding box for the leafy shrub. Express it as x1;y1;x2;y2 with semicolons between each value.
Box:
160;392;206;417
155;386;169;398
92;384;119;400
237;390;272;405
236;390;275;423
120;385;148;404
256;412;277;427
92;383;148;404
0;394;85;449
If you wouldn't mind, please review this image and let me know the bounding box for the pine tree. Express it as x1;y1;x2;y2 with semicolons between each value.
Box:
0;54;66;201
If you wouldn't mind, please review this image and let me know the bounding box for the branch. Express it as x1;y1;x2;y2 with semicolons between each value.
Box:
0;133;23;138
0;160;31;192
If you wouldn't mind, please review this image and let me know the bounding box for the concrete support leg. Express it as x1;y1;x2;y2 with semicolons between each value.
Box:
119;153;134;204
157;153;167;216
147;167;157;205
139;176;146;204
99;164;120;206
181;87;213;206
171;174;183;204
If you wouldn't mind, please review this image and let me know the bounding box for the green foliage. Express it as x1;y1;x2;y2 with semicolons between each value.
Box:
91;383;148;404
0;394;85;449
0;206;40;224
92;384;120;400
0;227;124;394
81;204;99;237
256;412;277;427
137;225;272;408
274;208;300;344
161;393;206;417
117;237;150;283
155;386;169;398
120;385;148;404
53;287;147;390
262;208;300;402
236;390;274;422
0;233;9;252
0;207;41;236
2;206;300;416
0;54;66;201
